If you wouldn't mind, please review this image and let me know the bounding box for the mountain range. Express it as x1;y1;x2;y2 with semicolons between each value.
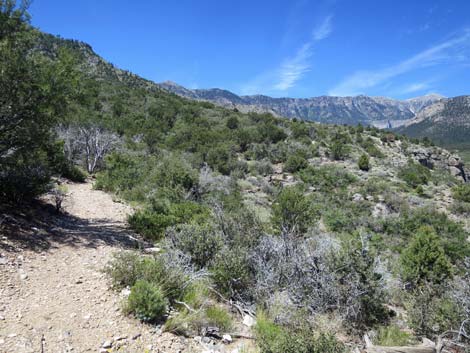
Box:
158;81;445;126
36;33;469;156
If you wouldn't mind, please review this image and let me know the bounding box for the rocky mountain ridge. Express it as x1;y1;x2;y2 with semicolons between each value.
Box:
158;81;445;125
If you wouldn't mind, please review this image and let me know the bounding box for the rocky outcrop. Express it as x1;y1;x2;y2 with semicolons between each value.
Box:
408;147;467;182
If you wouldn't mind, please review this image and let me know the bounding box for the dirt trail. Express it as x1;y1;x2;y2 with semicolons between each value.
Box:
0;182;199;353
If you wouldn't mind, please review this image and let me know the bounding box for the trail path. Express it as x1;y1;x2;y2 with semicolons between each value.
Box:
0;182;198;353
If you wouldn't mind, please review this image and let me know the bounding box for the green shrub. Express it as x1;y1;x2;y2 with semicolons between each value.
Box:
452;184;470;203
358;153;370;171
382;208;470;261
205;306;233;331
271;185;319;235
284;153;308;173
166;223;223;268
329;132;351;160
255;314;345;353
375;325;415;346
398;161;431;188
253;159;273;176
400;226;452;287
129;201;210;240
210;247;253;298
104;252;188;301
126;280;167;322
62;164;87;182
405;285;464;336
299;165;357;191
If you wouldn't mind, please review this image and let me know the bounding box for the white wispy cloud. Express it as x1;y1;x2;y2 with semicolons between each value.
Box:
329;29;470;96
313;15;333;41
401;82;432;94
274;43;313;90
243;14;334;94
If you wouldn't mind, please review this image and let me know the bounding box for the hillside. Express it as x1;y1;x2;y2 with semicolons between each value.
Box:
2;8;470;353
158;81;444;125
397;96;470;156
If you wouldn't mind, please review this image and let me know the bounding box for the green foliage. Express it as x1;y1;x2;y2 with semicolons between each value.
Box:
104;252;187;302
126;280;167;322
329;132;351;160
398;161;431;188
226;115;239;129
255;314;345;353
337;236;390;329
204;306;233;331
210;247;253;298
129;201;210;240
299;165;357;191
167;223;223;268
0;3;78;202
272;185;319;235
452;183;470;203
405;284;464;337
375;325;415;346
400;226;452;287
284;153;308;173
358;153;370;171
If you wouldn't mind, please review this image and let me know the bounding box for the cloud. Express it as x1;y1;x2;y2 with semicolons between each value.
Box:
313;15;333;40
401;82;432;94
329;29;470;96
270;15;333;92
274;43;313;90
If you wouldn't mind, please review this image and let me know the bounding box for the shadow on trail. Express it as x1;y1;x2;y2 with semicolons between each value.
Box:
0;200;145;253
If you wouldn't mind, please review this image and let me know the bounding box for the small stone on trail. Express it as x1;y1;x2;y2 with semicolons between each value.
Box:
222;334;232;344
132;333;141;340
102;339;113;348
19;272;28;280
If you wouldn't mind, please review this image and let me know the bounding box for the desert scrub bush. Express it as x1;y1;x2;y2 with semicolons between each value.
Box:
335;235;391;329
361;137;384;158
255;314;345;353
125;280;168;322
210;246;253;298
452;183;470;203
252;159;273;176
329;131;351;161
62;164;87;182
205;306;233;331
374;325;415;346
400;226;452;287
271;185;319;236
284;153;308;173
299;165;357;191
128;201;210;240
358;153;370;171
382;208;470;262
451;200;470;215
398;160;431;188
165;223;223;268
105;250;205;302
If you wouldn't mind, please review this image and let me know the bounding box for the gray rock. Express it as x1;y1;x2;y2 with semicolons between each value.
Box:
352;193;364;202
102;340;113;348
243;315;256;327
222;334;232;344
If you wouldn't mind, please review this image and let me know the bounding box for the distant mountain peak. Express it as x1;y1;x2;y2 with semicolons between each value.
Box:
157;81;444;125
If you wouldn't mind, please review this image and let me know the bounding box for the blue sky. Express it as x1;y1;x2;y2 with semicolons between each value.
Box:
30;0;470;99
